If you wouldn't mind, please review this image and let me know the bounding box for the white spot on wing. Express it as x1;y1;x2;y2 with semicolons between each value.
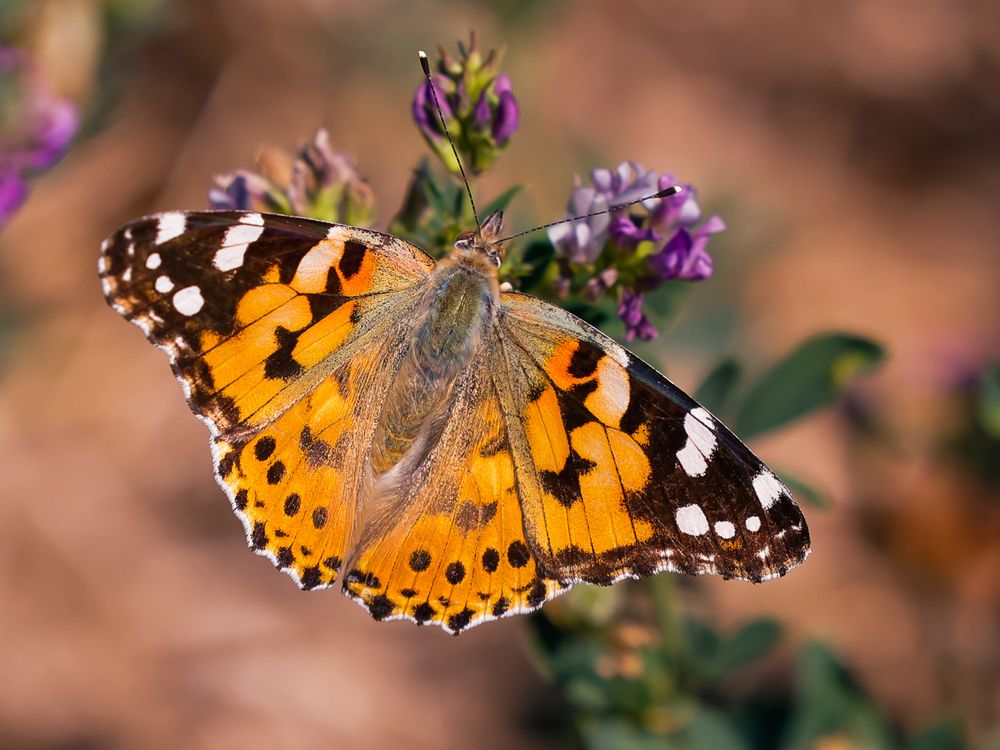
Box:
675;504;709;536
240;212;265;226
145;252;162;269
173;285;204;315
155;212;186;245
752;470;786;509
714;521;736;539
214;222;263;271
155;275;175;293
745;515;761;532
675;408;716;477
676;441;707;476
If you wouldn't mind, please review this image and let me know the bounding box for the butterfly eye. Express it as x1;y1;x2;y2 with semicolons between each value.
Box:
454;231;476;252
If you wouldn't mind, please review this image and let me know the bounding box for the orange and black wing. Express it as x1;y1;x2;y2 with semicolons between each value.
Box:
342;351;566;634
100;210;433;589
494;291;810;587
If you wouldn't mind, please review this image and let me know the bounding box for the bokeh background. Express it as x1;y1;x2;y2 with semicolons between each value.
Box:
1;1;998;748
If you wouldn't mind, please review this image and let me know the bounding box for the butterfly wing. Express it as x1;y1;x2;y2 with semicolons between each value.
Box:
494;291;810;586
100;210;434;588
342;348;565;633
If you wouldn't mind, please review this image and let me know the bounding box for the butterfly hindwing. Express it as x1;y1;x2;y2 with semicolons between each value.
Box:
343;354;565;633
496;291;810;586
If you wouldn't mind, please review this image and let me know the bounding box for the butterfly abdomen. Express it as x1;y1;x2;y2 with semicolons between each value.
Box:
371;255;499;476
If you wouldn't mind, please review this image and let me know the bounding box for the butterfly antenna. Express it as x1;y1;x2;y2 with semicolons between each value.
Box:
494;185;682;245
418;50;481;227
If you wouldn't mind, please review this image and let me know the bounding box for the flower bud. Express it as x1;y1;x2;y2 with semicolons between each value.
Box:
411;36;519;176
210;129;375;226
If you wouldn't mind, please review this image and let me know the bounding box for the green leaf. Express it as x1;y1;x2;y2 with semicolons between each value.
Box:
735;333;885;439
642;280;692;328
907;719;966;750
710;619;782;678
683;709;752;750
694;359;741;416
784;641;895;750
579;719;666;750
505;238;554;292
480;184;522;219
682;617;721;663
776;470;831;509
977;363;1000;439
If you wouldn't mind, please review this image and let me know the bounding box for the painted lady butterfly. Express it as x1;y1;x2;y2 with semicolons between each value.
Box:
99;203;810;634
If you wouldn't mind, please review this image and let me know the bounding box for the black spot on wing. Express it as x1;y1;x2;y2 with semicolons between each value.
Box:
367;594;395;621
299;426;333;467
339;240;367;278
539;451;597;508
507;540;530;568
412;601;435;624
263;327;304;380
254;436;276;461
482;547;500;573
445;562;466;584
251;522;267;549
266;461;286;484
448;608;475;633
311;506;328;529
567;342;602;378
409;549;431;572
283;493;301;516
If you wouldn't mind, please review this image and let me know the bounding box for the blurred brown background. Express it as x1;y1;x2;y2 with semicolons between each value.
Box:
1;0;998;747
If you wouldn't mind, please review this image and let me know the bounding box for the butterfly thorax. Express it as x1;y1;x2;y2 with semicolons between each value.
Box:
370;247;499;477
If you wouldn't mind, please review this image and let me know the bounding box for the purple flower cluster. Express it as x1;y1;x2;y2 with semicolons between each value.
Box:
0;47;78;229
548;162;725;341
412;36;519;176
210;129;375;226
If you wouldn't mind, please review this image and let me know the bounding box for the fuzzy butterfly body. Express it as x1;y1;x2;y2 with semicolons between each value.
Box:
100;209;810;634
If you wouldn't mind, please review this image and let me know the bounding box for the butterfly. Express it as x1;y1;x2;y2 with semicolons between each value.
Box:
99;206;810;634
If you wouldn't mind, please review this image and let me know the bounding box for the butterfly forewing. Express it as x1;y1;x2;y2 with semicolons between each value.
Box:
100;211;434;437
496;291;810;585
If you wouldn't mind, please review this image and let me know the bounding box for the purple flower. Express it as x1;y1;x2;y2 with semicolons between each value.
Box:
491;74;519;145
0;45;78;228
547;160;725;331
209;129;375;226
609;216;659;248
209;171;283;212
618;288;658;342
649;175;702;229
412;76;452;142
411;38;519;175
549;162;659;262
649;216;725;281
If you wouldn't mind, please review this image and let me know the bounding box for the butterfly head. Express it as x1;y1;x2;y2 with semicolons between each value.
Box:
454;209;504;268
